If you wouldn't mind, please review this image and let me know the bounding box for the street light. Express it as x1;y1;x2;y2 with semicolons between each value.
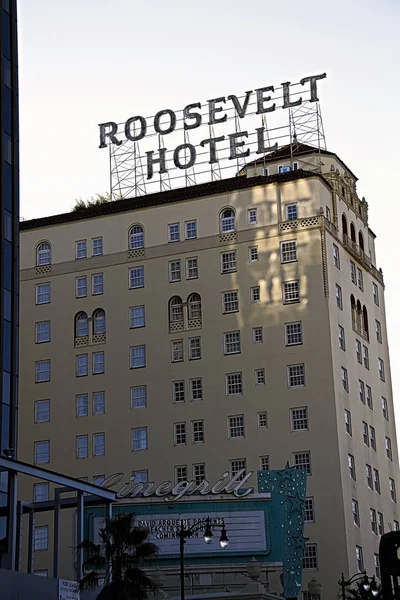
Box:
338;572;380;600
179;517;229;600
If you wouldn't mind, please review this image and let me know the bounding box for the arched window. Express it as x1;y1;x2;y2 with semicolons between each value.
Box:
358;231;364;251
356;300;362;328
36;241;51;266
342;214;348;237
220;208;235;233
188;293;202;320
350;223;356;243
129;225;144;249
362;305;369;337
169;296;183;323
350;294;356;323
93;309;106;335
75;312;88;337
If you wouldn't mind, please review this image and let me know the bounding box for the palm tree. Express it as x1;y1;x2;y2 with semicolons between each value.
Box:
78;512;158;600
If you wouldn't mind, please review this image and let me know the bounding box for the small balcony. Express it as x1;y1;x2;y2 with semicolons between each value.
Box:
352;320;369;343
343;234;371;270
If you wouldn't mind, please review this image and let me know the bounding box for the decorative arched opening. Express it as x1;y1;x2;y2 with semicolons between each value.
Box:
358;231;364;251
93;309;106;335
129;224;144;249
169;296;184;325
362;305;369;338
220;208;236;233
188;293;202;320
350;223;356;243
75;312;89;338
350;294;356;324
356;299;362;329
342;214;348;237
36;241;51;266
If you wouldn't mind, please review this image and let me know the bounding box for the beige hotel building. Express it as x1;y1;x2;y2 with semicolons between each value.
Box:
18;143;400;597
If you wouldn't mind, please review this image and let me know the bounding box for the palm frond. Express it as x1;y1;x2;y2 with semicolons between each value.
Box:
78;570;100;591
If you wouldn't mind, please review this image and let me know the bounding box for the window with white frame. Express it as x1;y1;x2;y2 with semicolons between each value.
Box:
35;321;50;343
185;220;197;239
220;208;235;232
192;420;204;443
168;223;180;242
77;435;89;459
288;364;305;388
76;276;87;298
35;440;50;464
303;544;318;569
129;266;144;289
356;339;362;363
352;499;360;526
251;286;260;302
333;244;340;268
260;455;269;470
382;397;389;420
226;372;242;395
130;345;146;368
132;428;148;451
186;257;198;279
374;469;381;494
131;386;147;409
338;325;345;350
34;526;49;551
189;337;201;360
386;437;393;461
92;273;103;295
373;282;379;306
35;400;50;423
285;322;302;346
76;240;87;259
283;280;300;304
248;208;257;224
370;426;376;450
305;498;315;522
363;346;369;369
345;410;352;435
230;458;246;479
293;451;311;474
171;340;184;362
378;512;384;534
129;225;144;249
174;422;187;445
341;367;348;392
255;368;265;385
132;470;148;483
348;454;356;480
193;463;206;485
249;246;258;262
366;385;373;409
350;261;356;284
93;351;105;374
336;284;343;309
34;482;49;503
281;241;297;263
378;358;385;381
376;320;382;343
291;407;308;431
286;203;298;221
173;380;185;403
224;331;240;354
394;520;400;532
93;432;105;456
279;165;291;173
221;251;236;273
359;380;365;404
36;242;51;266
190;378;202;401
356;546;364;573
357;268;363;290
92;237;103;256
258;412;268;428
222;290;238;313
253;327;263;343
35;360;50;383
362;422;369;446
76;354;88;377
93;391;105;415
175;465;187;483
375;554;381;580
36;283;50;304
169;260;181;282
229;415;244;439
366;464;372;488
77;394;88;417
130;305;145;328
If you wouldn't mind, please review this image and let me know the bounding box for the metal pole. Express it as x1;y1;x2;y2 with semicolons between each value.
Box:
27;509;34;574
53;489;61;578
77;492;84;581
180;520;185;600
14;500;23;571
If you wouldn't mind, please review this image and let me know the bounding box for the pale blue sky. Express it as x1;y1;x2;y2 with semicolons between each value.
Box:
18;0;400;419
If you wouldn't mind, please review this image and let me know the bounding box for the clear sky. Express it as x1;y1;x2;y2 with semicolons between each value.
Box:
18;0;400;421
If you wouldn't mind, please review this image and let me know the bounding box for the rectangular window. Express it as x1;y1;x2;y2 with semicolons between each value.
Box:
192;420;204;443
258;412;268;428
35;400;50;423
175;465;187;484
93;433;105;456
248;208;257;224
357;268;363;290
249;246;258;262
326;206;331;220
378;358;385;381
35;360;50;383
283;280;300;304
359;380;365;404
221;251;237;273
230;458;246;479
382;397;389;420
185;220;197;239
341;367;349;392
93;391;105;415
374;469;381;494
35;441;50;464
366;464;373;489
76;435;89;459
253;327;263;343
130;305;145;328
373;282;379;306
36;283;50;304
333;244;340;268
348;454;356;480
34;482;49;503
92;237;103;256
255;368;265;385
76;276;87;298
169;260;181;282
129;266;144;289
288;364;305;388
76;394;88;417
131;386;147;409
293;451;311;475
189;337;201;360
345;410;352;436
390;478;397;502
130;345;146;368
363;346;369;369
281;240;297;263
366;386;373;409
171;340;184;362
356;546;364;572
92;273;103;295
285;322;303;346
303;544;318;570
286;203;298;221
193;463;206;485
34;526;49;551
222;290;239;313
76;354;88;377
76;240;87;259
352;499;360;526
375;554;381;580
131;470;148;483
173;381;185;403
224;331;241;354
338;325;345;350
356;340;362;364
394;521;400;532
190;378;202;401
305;498;315;523
251;286;261;302
291;407;308;431
168;223;180;242
226;372;243;395
93;351;105;374
350;261;357;284
385;436;393;461
378;512;384;535
336;284;343;309
229;415;245;439
35;321;50;343
362;422;369;446
186;257;198;279
132;427;148;451
260;455;269;470
370;426;376;451
376;320;382;343
174;422;187;445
